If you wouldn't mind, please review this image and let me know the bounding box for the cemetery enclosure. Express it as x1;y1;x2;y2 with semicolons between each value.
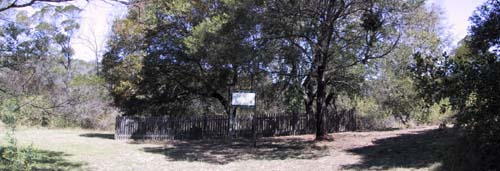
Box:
115;109;357;140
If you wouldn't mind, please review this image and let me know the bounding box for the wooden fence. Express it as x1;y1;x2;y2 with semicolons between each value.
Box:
115;109;357;140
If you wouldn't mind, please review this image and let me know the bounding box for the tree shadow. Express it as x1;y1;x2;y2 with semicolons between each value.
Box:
1;147;85;170
79;133;114;140
343;128;456;170
141;137;328;164
32;149;86;170
351;127;401;133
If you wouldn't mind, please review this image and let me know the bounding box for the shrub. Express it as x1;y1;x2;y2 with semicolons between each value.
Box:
0;129;37;171
0;144;38;171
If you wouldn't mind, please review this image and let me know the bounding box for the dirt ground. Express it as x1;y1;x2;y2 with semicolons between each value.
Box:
4;126;455;171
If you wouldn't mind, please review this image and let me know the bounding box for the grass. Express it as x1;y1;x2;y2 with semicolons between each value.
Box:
0;146;85;171
0;126;457;171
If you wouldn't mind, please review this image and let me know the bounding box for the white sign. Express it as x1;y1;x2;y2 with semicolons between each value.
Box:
231;92;256;106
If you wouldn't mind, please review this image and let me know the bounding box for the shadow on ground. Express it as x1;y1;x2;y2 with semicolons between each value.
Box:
32;149;86;170
1;147;85;170
343;128;456;170
79;133;114;140
142;137;328;164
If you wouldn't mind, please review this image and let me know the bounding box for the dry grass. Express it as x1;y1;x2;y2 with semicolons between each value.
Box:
0;126;455;171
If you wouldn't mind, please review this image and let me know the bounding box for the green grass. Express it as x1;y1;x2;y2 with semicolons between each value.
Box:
0;127;455;171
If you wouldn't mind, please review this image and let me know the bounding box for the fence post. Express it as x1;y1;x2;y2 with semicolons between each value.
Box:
252;113;257;147
292;111;298;135
203;113;208;139
115;116;120;140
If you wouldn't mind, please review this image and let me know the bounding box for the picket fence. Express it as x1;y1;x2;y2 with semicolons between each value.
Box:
115;109;357;140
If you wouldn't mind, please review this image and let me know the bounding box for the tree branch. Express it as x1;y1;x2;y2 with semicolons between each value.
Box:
0;0;76;12
336;32;402;69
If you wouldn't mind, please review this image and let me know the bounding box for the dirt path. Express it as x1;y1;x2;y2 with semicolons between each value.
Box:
8;126;453;171
259;126;446;171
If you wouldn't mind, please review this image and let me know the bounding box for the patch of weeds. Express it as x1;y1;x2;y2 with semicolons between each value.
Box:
0;126;84;170
0;145;85;171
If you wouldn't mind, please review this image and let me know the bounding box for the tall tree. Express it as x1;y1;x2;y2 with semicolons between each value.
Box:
103;0;268;136
104;0;421;140
261;0;418;139
369;3;450;125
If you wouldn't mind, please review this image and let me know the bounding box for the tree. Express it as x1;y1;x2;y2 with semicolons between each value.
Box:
0;0;75;12
368;3;451;125
103;0;268;136
75;25;106;74
0;4;77;113
103;0;424;140
260;0;418;140
1;3;118;129
411;0;500;169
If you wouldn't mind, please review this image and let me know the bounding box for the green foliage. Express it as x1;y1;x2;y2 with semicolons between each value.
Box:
184;13;230;54
352;96;393;129
1;95;75;127
349;3;453;128
104;0;416;121
0;132;83;171
0;135;38;171
0;98;19;128
414;98;453;124
0;98;37;171
104;0;266;116
284;84;303;114
103;0;455;140
411;1;500;169
1;5;119;130
70;74;106;87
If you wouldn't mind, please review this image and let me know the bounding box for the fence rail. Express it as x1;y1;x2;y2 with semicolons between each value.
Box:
115;109;357;140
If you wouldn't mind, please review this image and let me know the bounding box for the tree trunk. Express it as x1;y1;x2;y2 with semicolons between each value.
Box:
304;99;314;132
315;65;327;140
226;105;237;138
314;17;333;140
210;91;233;138
303;75;315;132
292;109;298;135
202;102;208;139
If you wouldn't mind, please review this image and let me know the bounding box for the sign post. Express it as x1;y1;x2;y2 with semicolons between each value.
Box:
231;92;256;107
230;91;257;147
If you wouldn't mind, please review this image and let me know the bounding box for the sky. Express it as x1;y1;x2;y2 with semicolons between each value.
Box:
70;0;127;61
70;0;488;61
428;0;487;47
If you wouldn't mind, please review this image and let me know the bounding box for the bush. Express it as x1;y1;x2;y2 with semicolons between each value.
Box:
0;74;120;130
0;129;37;171
336;95;399;130
335;92;453;131
0;145;38;171
414;98;455;125
0;98;39;171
